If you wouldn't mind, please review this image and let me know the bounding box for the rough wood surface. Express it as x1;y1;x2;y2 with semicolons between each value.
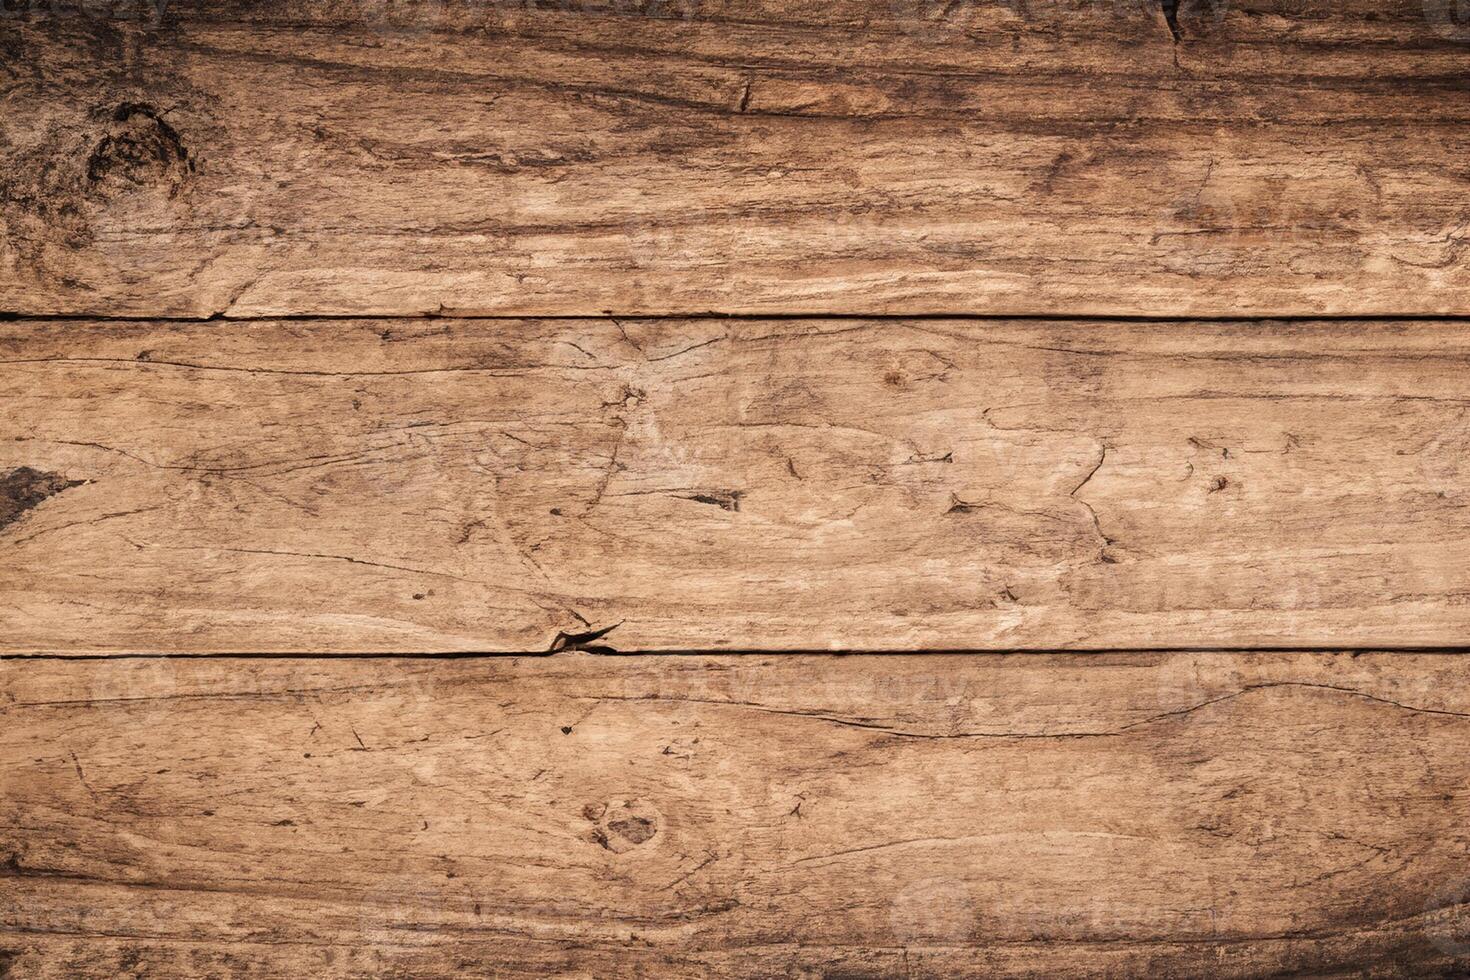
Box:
4;316;1470;653
2;652;1469;978
3;0;1469;317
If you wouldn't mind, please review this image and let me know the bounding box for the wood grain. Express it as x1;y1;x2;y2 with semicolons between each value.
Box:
4;316;1470;653
2;652;1469;977
3;0;1469;317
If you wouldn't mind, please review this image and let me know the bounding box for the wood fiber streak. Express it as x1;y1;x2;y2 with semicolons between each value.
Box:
3;317;1470;652
2;653;1469;978
2;0;1468;317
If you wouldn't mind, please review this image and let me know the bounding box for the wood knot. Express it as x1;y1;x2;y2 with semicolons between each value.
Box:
585;798;660;853
86;103;194;197
881;350;954;389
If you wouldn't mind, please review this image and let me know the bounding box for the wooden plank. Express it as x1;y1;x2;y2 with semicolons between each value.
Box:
5;316;1470;653
2;314;1470;652
2;0;1468;317
2;652;1468;977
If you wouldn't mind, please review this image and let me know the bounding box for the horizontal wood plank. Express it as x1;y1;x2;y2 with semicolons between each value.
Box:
2;652;1469;977
4;317;1470;652
2;0;1469;317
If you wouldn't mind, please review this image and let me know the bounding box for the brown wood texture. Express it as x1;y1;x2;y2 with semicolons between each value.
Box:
6;316;1470;653
6;1;1469;974
2;652;1469;978
3;0;1469;318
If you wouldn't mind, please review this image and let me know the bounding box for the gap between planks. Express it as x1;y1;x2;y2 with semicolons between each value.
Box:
11;312;1470;325
10;647;1470;661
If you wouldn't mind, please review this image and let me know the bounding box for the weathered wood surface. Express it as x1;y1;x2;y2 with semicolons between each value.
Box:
6;316;1470;653
3;0;1469;317
2;652;1468;977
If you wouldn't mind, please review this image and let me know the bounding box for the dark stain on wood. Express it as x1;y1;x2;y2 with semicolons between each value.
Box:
0;467;83;532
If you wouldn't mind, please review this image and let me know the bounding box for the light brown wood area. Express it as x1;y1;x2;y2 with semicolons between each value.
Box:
5;316;1470;653
3;0;1469;317
2;652;1469;978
